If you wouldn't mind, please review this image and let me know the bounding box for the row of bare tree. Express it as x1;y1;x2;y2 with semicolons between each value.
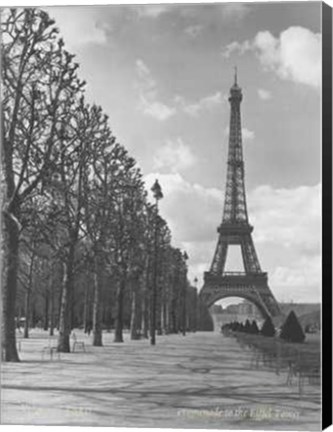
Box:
1;9;212;362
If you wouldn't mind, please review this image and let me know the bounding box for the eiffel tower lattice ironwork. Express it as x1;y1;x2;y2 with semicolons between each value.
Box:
200;71;281;318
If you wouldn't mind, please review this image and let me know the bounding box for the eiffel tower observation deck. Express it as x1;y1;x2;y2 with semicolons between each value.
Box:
200;71;281;318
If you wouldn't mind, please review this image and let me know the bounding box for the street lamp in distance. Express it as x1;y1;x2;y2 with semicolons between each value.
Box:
182;251;188;336
193;277;198;332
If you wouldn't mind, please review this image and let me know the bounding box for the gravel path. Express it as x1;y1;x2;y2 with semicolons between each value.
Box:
1;330;321;429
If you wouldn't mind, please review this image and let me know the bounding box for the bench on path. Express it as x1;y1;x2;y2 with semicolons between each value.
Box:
41;339;61;361
72;332;86;352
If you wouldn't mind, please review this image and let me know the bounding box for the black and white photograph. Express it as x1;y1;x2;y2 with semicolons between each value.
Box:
0;1;330;430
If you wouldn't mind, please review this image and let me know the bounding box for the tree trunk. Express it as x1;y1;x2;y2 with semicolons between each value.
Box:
1;209;20;361
114;277;125;343
49;288;54;336
189;289;197;332
161;299;168;335
83;283;89;333
23;250;36;339
23;289;30;339
157;297;162;335
141;260;149;339
182;284;186;336
92;268;102;346
141;288;149;339
170;297;177;334
17;306;21;332
57;281;62;331
150;243;158;345
31;304;36;328
43;290;49;331
57;247;75;352
71;284;76;331
130;280;140;340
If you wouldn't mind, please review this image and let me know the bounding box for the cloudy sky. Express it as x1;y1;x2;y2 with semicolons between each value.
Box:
45;2;321;303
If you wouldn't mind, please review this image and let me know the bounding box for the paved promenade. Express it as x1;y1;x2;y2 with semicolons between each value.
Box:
1;331;320;429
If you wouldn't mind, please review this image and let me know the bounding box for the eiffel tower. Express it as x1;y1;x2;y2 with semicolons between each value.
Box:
200;71;280;318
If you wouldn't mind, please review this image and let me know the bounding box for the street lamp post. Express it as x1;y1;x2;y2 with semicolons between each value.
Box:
193;277;198;332
182;251;188;336
150;179;163;346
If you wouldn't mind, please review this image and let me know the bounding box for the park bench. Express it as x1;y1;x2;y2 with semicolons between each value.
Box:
72;332;86;352
41;339;61;361
285;349;320;395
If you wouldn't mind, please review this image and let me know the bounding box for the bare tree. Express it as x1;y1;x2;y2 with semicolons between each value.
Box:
83;111;116;346
1;9;83;360
54;100;113;352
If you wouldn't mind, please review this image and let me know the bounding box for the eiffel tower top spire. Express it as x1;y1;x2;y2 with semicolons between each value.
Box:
221;71;249;225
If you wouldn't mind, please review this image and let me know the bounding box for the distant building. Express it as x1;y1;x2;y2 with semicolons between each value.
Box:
210;300;263;331
210;304;223;314
225;304;239;314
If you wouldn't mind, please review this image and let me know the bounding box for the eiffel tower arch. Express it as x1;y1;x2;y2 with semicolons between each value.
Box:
200;71;281;319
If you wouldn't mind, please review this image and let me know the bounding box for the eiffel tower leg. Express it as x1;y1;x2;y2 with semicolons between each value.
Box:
210;239;228;275
259;291;281;317
241;235;261;273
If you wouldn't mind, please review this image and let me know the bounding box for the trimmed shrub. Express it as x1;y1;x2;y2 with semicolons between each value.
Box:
244;319;251;333
261;315;275;337
250;320;259;334
280;310;305;343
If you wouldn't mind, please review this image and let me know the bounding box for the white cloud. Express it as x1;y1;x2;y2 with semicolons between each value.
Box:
176;92;223;117
153;138;197;172
135;59;175;121
184;24;203;39
258;88;272;100
47;8;109;49
144;172;222;245
135;61;224;121
249;184;321;254
135;5;170;19
136;59;155;90
271;257;321;303
242;128;255;141
141;99;176;121
249;183;321;302
224;126;255;141
181;241;216;286
220;4;251;21
254;27;321;88
222;26;321;88
222;40;251;58
135;59;158;103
